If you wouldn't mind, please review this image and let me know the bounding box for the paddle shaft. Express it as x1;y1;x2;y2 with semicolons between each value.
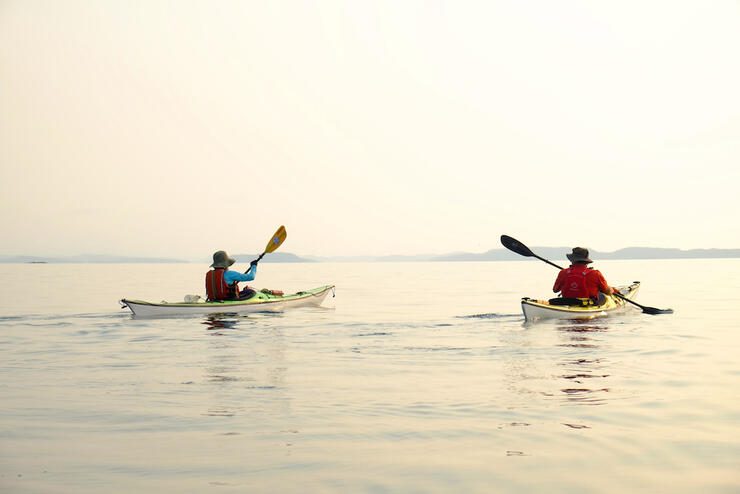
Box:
247;250;269;273
532;254;564;270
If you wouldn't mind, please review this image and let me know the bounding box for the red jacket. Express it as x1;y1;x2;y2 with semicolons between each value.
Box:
205;269;237;301
553;264;609;299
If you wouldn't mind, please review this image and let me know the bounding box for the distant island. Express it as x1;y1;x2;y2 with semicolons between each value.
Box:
306;246;740;262
2;255;190;264
0;252;313;263
232;252;316;263
425;246;740;262
2;247;740;263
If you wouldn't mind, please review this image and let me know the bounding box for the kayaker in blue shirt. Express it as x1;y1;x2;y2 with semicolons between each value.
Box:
205;250;258;301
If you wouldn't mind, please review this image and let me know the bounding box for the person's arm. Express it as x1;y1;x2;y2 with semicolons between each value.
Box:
553;270;565;293
245;261;258;280
223;266;257;284
593;270;617;295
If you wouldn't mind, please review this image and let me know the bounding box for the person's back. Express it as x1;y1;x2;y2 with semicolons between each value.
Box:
552;247;617;304
206;267;236;301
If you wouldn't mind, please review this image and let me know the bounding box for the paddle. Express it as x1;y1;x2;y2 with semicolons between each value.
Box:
500;234;673;315
500;235;565;270
250;225;287;267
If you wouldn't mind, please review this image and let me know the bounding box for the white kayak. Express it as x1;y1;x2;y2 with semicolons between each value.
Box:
120;285;334;317
521;282;640;321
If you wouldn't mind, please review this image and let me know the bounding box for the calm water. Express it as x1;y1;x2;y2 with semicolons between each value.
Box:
1;260;739;493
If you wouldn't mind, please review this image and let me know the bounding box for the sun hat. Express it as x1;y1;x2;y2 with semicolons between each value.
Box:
566;247;593;264
211;250;236;268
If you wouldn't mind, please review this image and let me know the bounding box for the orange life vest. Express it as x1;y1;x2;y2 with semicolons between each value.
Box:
205;269;237;301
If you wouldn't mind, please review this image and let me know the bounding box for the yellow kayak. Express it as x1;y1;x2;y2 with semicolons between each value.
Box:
521;282;640;321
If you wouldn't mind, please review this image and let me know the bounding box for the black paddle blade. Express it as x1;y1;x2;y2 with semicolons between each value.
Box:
615;292;673;315
643;307;674;315
500;235;534;257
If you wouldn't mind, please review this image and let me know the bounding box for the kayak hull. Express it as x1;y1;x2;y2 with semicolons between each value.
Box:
521;282;640;322
121;285;334;317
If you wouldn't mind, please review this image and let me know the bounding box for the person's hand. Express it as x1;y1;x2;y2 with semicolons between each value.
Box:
250;260;258;267
612;287;621;294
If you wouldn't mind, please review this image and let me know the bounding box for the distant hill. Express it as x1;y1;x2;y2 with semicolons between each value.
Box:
430;246;740;262
601;247;740;259
232;252;316;263
0;252;315;263
303;254;439;262
0;254;187;263
308;246;740;262
3;248;739;263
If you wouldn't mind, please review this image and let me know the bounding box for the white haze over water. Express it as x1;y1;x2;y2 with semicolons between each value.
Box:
1;1;739;259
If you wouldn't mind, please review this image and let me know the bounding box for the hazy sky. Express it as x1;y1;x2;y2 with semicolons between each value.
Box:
2;1;738;259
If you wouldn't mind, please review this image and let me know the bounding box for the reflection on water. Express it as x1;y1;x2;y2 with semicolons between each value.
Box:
202;314;240;332
201;315;290;421
497;321;616;408
556;322;611;406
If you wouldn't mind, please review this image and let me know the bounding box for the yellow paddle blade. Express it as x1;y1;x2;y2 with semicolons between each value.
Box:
264;225;287;253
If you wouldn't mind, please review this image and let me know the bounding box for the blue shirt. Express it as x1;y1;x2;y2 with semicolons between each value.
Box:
223;266;257;285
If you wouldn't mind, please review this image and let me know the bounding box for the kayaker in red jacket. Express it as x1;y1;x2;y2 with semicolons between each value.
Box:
552;247;620;304
205;250;258;301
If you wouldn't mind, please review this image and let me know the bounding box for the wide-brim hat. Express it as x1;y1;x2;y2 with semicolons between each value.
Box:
211;250;236;268
566;247;593;264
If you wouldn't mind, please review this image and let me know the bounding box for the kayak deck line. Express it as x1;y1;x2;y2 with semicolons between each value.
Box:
520;282;640;322
120;285;335;317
